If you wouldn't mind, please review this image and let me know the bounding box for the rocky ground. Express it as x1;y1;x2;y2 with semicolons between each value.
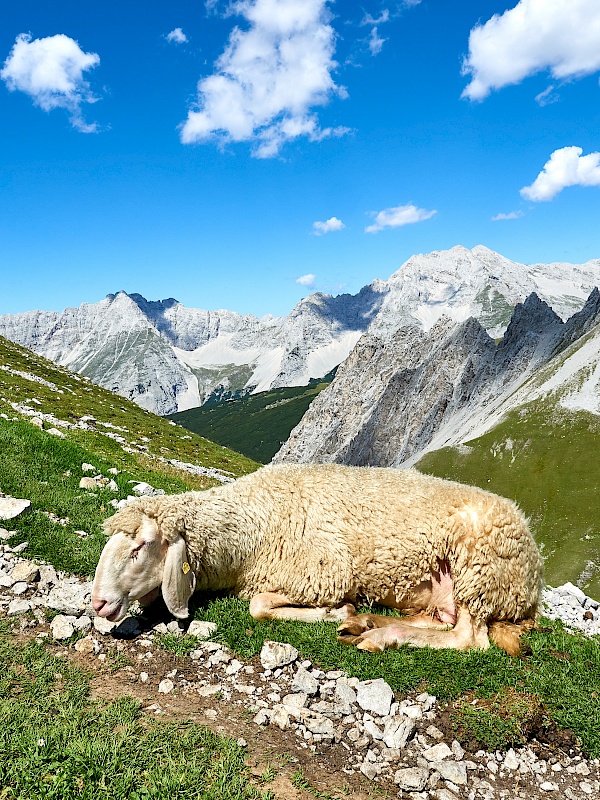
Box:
1;522;599;800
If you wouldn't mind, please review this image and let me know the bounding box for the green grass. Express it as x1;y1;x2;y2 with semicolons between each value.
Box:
154;633;200;657
0;416;198;574
417;400;600;597
188;595;600;757
0;334;259;485
0;623;264;800
2;334;600;759
168;374;334;464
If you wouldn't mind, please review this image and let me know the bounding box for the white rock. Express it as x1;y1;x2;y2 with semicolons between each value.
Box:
394;767;429;791
423;742;453;761
50;615;76;640
47;428;65;438
334;681;357;708
556;582;586;605
81;463;95;472
94;616;117;635
303;714;334;736
540;781;558;792
260;641;298;670
503;749;520;770
47;583;91;614
11;561;39;583
432;760;468;785
0;497;31;520
11;581;28;595
291;665;319;695
7;598;31;615
132;482;155;496
74;636;102;655
360;763;378;780
158;679;174;694
198;684;223;697
356;679;393;717
282;692;308;709
187;620;217;638
383;718;416;749
270;705;290;730
140;672;149;683
363;720;384;740
79;477;99;490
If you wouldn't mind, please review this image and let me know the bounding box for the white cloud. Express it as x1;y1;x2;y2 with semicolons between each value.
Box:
535;85;559;107
521;146;600;202
296;273;316;287
367;27;386;56
1;33;100;132
361;10;390;26
365;203;436;233
166;28;189;45
312;216;345;235
180;0;348;157
462;0;600;101
491;210;525;221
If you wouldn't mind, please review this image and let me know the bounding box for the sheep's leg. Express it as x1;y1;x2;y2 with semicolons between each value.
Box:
338;559;457;643
349;606;490;652
337;612;450;644
249;592;356;623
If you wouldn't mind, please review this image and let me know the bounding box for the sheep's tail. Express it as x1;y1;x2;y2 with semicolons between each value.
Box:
488;619;536;657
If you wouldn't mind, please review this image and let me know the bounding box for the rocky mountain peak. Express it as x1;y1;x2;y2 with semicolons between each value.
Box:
1;245;599;415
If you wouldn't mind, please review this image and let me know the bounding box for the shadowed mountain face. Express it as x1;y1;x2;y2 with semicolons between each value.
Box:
1;245;599;415
273;291;600;468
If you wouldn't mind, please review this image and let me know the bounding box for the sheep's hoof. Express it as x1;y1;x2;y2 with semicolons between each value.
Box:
336;632;362;646
336;614;377;637
355;637;384;653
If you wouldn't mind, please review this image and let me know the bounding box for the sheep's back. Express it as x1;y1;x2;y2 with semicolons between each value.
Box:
231;464;542;618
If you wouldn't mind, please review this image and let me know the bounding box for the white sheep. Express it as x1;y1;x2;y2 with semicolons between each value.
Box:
92;464;542;655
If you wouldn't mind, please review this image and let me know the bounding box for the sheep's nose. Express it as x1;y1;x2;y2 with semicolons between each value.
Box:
92;598;107;615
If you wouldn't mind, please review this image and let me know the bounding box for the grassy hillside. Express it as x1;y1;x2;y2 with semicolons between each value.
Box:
0;334;259;574
0;335;259;484
417;399;600;598
168;374;334;463
1;335;599;761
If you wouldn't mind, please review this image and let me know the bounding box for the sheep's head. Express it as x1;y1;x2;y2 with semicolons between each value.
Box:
92;501;196;622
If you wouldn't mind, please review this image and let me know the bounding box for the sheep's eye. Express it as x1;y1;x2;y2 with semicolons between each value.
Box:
130;544;144;560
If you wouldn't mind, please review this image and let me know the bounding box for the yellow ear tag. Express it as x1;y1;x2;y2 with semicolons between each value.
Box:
182;562;190;575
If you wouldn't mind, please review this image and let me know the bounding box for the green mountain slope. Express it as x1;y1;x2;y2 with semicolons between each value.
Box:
0;334;259;574
417;399;600;598
168;374;334;463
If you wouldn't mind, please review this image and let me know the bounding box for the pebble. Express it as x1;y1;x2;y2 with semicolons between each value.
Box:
187;620;217;638
94;616;117;635
292;665;319;695
356;678;393;717
158;679;174;694
50;615;76;640
260;640;298;669
0;497;31;520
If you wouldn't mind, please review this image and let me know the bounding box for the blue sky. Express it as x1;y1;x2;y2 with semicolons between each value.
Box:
1;0;600;317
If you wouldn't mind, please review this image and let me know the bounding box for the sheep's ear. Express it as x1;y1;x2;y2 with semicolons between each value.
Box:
162;536;196;619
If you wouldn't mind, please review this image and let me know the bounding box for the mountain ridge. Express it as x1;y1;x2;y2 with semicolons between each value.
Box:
2;244;600;415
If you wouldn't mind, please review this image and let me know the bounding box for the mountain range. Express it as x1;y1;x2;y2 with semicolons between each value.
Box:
1;244;599;416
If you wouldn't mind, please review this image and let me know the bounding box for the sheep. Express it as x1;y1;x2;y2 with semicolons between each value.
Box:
92;463;543;655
